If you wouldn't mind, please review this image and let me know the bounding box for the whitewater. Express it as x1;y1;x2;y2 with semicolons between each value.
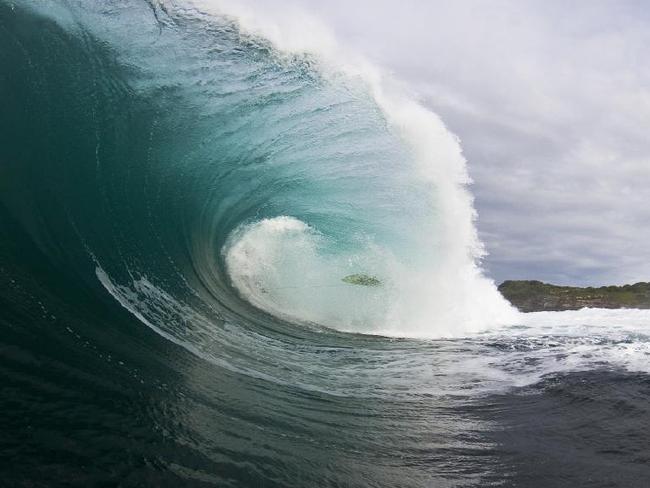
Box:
1;1;649;486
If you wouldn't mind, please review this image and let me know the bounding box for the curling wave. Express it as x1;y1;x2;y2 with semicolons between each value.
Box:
6;0;515;345
3;3;650;486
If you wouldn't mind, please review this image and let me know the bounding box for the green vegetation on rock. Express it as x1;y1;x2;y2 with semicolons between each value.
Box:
341;274;382;287
498;280;650;312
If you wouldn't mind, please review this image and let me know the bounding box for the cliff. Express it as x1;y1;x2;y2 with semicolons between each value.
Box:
498;280;650;312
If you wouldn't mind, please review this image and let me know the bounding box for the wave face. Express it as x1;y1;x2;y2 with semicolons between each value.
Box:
2;2;650;487
2;0;515;340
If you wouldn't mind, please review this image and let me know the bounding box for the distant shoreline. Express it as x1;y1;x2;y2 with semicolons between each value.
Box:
498;280;650;312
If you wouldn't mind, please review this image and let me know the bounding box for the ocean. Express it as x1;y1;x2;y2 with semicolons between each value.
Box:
1;1;649;486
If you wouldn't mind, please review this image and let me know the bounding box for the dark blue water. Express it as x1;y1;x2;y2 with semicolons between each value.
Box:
1;1;649;486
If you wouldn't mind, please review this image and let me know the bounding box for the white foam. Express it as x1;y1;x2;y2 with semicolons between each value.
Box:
467;308;650;389
223;216;395;333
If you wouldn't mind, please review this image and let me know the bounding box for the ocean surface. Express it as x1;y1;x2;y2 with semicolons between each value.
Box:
1;1;650;486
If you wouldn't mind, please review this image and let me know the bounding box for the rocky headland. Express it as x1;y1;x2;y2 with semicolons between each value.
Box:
498;280;650;312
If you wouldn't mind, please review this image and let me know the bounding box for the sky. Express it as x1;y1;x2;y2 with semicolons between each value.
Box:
214;0;650;286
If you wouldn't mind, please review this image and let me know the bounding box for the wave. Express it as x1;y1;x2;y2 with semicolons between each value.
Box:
207;0;520;336
3;6;650;484
1;0;517;351
7;0;648;387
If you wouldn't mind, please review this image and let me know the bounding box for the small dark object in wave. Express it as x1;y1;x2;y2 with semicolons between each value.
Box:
341;274;382;287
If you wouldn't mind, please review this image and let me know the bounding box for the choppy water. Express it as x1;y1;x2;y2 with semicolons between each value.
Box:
1;1;649;486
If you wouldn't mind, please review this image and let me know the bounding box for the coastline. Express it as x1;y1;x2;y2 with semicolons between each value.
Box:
498;280;650;312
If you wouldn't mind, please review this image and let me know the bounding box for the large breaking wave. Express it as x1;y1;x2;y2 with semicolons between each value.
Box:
4;0;515;346
4;3;650;486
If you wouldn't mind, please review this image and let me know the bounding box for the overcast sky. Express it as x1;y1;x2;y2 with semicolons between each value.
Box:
217;0;650;286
